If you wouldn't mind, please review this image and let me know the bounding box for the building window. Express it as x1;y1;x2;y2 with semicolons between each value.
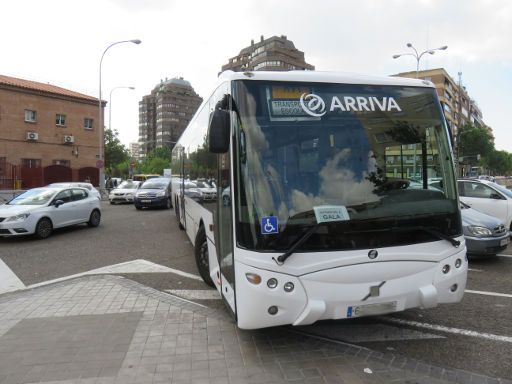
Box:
53;159;70;167
56;114;66;126
21;158;41;168
84;118;94;129
24;110;37;122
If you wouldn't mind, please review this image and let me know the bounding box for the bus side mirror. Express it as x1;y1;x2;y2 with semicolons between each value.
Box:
208;109;230;153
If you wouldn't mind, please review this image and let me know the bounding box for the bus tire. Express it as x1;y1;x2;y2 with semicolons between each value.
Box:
175;200;184;230
194;226;214;287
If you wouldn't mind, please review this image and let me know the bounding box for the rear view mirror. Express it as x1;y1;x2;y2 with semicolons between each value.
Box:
208;109;230;153
54;199;64;207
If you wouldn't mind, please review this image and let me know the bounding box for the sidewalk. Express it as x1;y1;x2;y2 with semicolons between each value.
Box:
0;275;506;384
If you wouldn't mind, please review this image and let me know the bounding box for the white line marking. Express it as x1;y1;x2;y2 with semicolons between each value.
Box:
165;289;221;300
382;317;512;343
496;254;512;258
468;268;483;272
465;289;512;298
0;259;26;294
26;259;202;289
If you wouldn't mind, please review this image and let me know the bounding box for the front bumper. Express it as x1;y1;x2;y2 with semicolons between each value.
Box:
134;196;168;207
234;248;468;329
465;234;509;255
109;194;135;203
0;219;35;236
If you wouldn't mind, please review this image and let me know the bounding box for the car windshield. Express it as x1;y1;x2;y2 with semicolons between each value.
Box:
8;188;56;206
195;181;212;188
141;181;167;189
234;80;460;252
118;181;138;189
491;182;512;198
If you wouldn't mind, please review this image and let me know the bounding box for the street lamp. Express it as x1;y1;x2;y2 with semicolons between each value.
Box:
98;39;141;190
392;43;447;78
109;86;135;131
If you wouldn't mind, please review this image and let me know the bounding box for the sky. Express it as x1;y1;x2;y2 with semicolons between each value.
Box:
2;0;511;151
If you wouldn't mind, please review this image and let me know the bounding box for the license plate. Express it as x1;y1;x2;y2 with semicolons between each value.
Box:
500;238;509;246
347;301;397;318
141;199;151;203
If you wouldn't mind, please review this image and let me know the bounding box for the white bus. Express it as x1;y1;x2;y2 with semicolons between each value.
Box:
171;70;467;329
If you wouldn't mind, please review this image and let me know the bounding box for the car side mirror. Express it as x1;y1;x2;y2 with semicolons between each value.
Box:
208;109;230;153
54;199;64;207
490;192;504;200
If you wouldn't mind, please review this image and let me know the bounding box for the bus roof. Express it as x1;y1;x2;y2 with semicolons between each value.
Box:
218;70;434;88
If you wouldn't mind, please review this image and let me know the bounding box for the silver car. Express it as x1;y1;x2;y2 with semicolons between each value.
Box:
461;202;509;257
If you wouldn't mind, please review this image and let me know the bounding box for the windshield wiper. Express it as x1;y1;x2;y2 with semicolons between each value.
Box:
389;226;460;247
273;222;322;265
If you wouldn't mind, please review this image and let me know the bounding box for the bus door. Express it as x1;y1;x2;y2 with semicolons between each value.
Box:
214;88;236;317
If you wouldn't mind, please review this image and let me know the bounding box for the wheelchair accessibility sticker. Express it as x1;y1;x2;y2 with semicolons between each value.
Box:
261;216;279;234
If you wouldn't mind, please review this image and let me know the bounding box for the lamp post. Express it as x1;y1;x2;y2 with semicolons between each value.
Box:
109;86;135;131
98;39;141;190
392;43;447;78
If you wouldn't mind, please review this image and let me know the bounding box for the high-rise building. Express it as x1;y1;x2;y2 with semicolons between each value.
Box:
394;68;490;139
128;142;140;159
221;35;314;72
138;77;202;157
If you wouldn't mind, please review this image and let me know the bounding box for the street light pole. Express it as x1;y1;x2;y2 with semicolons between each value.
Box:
109;86;135;131
98;39;141;190
392;43;448;78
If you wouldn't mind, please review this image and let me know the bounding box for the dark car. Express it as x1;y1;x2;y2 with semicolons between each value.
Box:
461;202;509;257
134;177;172;210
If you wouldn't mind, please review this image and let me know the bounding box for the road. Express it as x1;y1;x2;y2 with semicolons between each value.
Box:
1;202;512;381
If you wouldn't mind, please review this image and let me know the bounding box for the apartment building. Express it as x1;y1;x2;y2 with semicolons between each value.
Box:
0;74;103;189
221;35;314;72
139;77;202;157
395;68;489;137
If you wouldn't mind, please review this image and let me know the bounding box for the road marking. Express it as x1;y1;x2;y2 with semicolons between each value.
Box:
164;289;221;300
25;259;202;290
465;289;512;299
0;259;26;294
496;254;512;258
382;317;512;343
468;268;483;272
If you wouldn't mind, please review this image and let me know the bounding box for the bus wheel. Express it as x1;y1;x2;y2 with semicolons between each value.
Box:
194;226;214;287
175;200;184;230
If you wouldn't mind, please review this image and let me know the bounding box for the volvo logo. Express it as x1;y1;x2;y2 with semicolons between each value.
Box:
300;93;326;117
368;250;378;259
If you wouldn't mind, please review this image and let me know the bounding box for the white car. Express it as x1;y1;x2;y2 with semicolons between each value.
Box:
109;180;141;204
48;182;101;200
458;179;512;233
0;186;101;239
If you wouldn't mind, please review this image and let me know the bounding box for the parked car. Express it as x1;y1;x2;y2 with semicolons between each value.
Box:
0;186;101;239
47;182;101;200
458;179;512;233
184;181;204;202
192;180;217;201
109;180;141;204
461;202;509;256
134;177;172;209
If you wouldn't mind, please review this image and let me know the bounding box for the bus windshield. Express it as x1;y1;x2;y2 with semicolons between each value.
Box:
234;80;460;252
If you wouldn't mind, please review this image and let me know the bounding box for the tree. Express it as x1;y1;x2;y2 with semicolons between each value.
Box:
457;124;494;165
484;150;512;176
104;129;129;175
139;147;171;175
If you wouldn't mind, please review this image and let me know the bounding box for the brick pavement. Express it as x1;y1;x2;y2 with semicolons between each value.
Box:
0;275;507;384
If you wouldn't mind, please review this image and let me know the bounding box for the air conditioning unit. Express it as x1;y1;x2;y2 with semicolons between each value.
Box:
63;135;74;144
26;132;39;141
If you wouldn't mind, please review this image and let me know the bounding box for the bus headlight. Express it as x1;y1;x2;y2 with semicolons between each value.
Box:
442;264;450;274
455;258;462;268
283;282;294;292
267;278;278;289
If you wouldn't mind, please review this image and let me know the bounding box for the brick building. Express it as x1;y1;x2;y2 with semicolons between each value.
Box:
139;77;202;157
0;74;104;189
221;35;314;72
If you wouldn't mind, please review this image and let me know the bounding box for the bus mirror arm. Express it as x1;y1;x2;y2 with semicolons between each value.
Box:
208;109;230;153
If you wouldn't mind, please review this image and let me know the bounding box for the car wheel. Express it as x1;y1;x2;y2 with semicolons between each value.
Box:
109;201;115;205
135;205;142;210
87;209;101;227
175;200;184;230
34;218;53;239
165;198;171;210
194;226;214;287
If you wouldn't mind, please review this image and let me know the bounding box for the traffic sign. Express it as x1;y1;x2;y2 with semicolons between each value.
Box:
96;160;104;169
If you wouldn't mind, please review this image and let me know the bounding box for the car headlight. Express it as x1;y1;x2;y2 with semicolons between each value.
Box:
126;193;133;197
157;191;165;197
466;225;493;237
6;213;30;222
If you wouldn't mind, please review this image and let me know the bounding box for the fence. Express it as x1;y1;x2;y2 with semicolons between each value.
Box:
0;162;99;189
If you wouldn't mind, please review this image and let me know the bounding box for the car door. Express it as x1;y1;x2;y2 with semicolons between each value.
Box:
459;181;507;224
71;188;91;221
51;189;76;227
